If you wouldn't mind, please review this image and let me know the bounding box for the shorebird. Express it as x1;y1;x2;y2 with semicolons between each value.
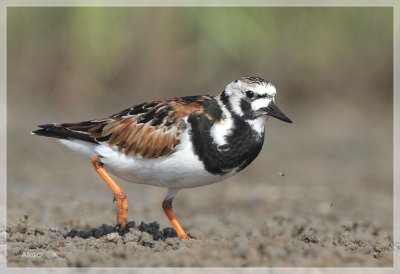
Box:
33;76;292;240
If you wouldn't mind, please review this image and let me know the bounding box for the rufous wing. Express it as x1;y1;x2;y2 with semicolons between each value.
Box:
98;116;182;159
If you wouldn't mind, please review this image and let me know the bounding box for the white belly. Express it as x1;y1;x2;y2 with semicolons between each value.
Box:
59;131;234;189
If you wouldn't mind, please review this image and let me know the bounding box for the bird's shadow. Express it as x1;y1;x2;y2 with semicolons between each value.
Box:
65;221;178;241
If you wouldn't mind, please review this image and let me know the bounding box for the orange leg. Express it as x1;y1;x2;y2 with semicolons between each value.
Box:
91;156;128;230
162;195;194;240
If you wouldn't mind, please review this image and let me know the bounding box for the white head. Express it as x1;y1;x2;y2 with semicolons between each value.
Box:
219;76;292;123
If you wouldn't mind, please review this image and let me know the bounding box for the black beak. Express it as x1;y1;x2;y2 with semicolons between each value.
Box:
264;101;292;123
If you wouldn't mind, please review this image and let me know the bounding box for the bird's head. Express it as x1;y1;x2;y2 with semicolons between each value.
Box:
220;76;292;123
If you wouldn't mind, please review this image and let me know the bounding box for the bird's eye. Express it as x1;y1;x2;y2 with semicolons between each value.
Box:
245;90;254;99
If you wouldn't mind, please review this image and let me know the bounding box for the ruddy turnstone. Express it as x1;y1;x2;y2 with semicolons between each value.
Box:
32;76;292;240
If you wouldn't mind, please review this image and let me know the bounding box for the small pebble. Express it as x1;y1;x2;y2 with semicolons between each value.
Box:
44;251;58;259
122;232;136;243
106;232;120;243
16;216;28;234
139;232;154;246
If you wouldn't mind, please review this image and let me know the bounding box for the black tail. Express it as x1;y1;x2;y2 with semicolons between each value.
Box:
32;124;68;139
32;124;98;144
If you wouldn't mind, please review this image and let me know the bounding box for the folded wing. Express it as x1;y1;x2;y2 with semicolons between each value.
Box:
33;96;212;159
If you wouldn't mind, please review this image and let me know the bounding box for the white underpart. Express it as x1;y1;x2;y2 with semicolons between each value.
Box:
57;129;231;189
210;97;234;147
245;116;267;137
59;124;234;191
58;139;97;158
98;129;231;188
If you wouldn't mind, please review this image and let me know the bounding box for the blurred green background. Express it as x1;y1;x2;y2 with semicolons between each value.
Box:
7;7;393;237
7;7;392;111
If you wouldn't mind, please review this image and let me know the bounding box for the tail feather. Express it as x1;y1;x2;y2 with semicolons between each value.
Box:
32;124;98;144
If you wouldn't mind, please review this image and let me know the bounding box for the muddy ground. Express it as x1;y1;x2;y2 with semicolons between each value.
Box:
5;212;394;267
